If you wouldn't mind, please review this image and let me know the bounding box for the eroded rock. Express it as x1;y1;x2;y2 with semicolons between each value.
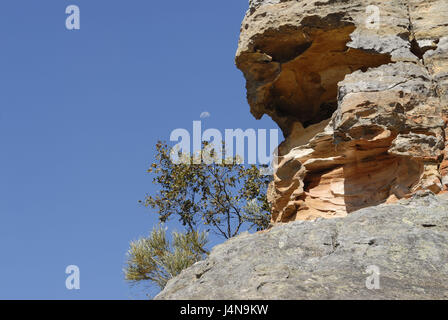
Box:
236;0;448;222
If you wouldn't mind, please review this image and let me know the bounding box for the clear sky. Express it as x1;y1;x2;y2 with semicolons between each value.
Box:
0;0;278;299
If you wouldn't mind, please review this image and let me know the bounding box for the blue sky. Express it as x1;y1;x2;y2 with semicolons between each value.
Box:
0;0;278;299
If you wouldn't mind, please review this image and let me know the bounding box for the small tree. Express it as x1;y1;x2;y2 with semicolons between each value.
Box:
142;141;271;239
125;225;208;290
126;141;272;295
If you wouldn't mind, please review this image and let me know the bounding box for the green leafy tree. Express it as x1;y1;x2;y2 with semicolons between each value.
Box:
125;225;208;290
125;141;272;295
142;141;271;239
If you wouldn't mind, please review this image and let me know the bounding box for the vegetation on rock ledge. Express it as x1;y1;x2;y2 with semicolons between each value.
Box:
125;141;272;293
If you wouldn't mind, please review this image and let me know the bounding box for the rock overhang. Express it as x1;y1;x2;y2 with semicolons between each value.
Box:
236;0;448;222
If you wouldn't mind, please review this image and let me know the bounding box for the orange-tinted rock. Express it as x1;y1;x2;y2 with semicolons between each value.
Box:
236;0;448;223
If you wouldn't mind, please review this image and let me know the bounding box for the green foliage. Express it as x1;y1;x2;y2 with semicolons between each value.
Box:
142;141;272;239
126;141;272;295
242;198;271;231
125;225;208;290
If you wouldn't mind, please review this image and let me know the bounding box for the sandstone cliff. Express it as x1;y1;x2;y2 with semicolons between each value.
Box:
155;0;448;300
156;192;448;299
237;0;448;222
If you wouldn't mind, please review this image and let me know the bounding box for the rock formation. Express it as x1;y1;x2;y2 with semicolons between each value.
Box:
155;1;448;300
236;0;448;222
156;192;448;299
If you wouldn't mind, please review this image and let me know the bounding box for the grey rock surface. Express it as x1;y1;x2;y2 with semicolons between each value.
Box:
156;192;448;299
247;0;281;14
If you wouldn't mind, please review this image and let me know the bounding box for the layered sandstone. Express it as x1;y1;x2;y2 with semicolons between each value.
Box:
236;0;448;222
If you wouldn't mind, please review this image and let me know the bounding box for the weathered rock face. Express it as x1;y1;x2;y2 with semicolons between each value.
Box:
155;192;448;300
236;0;448;222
